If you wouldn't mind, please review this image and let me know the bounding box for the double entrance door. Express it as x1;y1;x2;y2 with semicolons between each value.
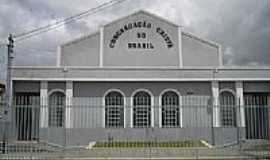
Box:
15;93;40;141
245;93;270;139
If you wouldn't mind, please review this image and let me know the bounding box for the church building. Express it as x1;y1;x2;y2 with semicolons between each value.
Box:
10;11;270;146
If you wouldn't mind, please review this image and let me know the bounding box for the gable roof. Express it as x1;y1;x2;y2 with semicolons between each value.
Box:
61;10;181;46
60;10;220;49
103;10;180;28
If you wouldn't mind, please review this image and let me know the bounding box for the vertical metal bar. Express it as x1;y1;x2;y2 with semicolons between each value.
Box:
252;96;255;139
23;96;27;141
211;97;215;146
237;97;240;146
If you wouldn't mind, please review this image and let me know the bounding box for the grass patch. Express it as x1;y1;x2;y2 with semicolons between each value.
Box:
93;140;206;148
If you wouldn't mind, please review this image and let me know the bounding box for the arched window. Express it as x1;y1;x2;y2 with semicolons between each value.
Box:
219;90;236;127
161;91;180;127
49;91;65;127
105;91;124;128
133;91;152;128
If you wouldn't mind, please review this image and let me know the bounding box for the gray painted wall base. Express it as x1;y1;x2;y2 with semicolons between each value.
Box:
37;127;246;147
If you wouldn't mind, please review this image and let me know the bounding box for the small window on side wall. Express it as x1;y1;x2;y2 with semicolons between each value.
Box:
49;91;65;127
219;91;236;127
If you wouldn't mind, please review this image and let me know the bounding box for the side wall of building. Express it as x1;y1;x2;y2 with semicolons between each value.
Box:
182;33;220;67
60;33;100;67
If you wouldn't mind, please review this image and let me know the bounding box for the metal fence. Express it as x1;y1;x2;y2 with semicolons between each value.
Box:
1;95;270;159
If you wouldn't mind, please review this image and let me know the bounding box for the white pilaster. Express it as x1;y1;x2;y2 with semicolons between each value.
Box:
56;46;61;67
236;81;245;127
99;27;104;67
179;96;183;128
158;100;162;128
65;81;73;128
151;97;154;128
178;27;183;68
212;81;220;127
40;81;48;128
218;45;223;66
130;97;133;128
102;95;106;128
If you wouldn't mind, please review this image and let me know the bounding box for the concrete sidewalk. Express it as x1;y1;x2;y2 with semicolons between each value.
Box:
2;148;268;160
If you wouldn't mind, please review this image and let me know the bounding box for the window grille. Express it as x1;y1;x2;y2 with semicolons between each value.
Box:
133;91;151;128
161;91;180;127
220;91;236;127
49;92;65;127
105;91;124;128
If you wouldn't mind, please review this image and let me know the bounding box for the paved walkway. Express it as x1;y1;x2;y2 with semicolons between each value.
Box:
2;148;269;159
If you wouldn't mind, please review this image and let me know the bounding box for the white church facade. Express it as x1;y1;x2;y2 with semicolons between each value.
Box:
9;11;270;146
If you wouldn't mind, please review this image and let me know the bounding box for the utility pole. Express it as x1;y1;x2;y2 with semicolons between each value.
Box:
6;34;14;107
2;34;14;154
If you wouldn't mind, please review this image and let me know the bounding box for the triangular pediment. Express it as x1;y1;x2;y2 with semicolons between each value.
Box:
104;10;179;28
60;10;221;68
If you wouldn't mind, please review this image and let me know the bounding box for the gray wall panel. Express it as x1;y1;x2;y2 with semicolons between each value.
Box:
13;81;40;93
48;82;66;93
12;68;270;80
37;128;244;146
72;82;211;128
71;98;103;128
219;82;235;92
73;82;211;97
182;33;219;67
61;33;100;67
244;82;270;93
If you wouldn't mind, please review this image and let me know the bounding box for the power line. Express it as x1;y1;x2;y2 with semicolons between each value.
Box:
15;46;55;53
15;0;126;38
14;0;129;42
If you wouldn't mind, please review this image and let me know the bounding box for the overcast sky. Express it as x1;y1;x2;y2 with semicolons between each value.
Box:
0;0;270;66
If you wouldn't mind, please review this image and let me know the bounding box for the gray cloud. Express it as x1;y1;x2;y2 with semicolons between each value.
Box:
0;0;269;66
184;0;270;65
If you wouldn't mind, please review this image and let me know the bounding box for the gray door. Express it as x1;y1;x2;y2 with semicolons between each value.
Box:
15;93;40;141
244;94;269;139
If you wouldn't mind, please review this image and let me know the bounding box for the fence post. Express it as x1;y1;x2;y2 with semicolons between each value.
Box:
1;102;8;154
237;98;240;146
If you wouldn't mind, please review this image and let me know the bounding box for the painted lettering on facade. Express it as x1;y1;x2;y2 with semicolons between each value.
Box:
109;20;174;49
156;27;173;48
128;42;154;49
